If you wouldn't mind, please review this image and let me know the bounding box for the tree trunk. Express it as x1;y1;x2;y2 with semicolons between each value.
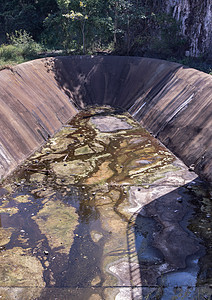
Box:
81;22;86;54
126;13;130;54
114;0;118;48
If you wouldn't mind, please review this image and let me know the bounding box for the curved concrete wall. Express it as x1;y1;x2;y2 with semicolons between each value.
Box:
0;59;78;180
0;56;211;183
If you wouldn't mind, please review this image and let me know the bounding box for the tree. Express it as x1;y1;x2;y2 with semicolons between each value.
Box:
63;1;89;54
0;0;59;42
109;0;150;55
42;0;113;53
0;0;189;60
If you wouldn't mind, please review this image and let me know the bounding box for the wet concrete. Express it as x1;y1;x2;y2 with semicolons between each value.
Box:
133;181;212;299
0;56;212;183
0;107;211;299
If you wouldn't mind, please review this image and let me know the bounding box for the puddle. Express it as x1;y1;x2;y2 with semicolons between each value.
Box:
0;106;211;299
134;180;211;299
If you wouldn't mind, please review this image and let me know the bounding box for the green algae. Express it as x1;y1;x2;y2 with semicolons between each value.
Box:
0;106;207;296
52;159;94;184
29;173;46;184
90;142;105;153
14;195;31;203
0;206;18;216
30;187;55;199
75;145;94;156
0;247;45;287
0;287;43;300
0;228;14;247
3;185;13;194
32;199;78;254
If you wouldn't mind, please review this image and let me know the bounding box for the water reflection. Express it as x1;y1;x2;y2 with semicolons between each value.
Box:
134;179;211;299
0;107;211;299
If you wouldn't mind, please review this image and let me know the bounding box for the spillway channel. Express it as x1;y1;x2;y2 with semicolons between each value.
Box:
0;106;211;300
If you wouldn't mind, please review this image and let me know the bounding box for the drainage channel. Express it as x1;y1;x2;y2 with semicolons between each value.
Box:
0;106;211;300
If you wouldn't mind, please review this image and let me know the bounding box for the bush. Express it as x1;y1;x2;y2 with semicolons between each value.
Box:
0;30;43;67
0;44;22;60
149;14;189;59
7;30;42;58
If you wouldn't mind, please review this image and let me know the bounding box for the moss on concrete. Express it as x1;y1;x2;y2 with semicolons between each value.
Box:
14;195;31;203
0;228;14;246
32;199;78;254
85;161;114;185
0;247;45;287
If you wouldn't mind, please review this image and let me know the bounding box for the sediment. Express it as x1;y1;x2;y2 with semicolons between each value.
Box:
0;56;211;183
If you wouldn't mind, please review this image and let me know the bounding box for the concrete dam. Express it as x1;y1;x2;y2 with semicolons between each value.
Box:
0;56;211;299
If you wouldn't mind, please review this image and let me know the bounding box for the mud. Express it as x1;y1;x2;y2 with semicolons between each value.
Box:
0;107;211;299
0;56;212;184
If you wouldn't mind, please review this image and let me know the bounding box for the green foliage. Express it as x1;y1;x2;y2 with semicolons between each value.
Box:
7;30;42;58
1;0;187;58
0;44;24;67
149;14;189;58
0;0;59;41
42;0;113;53
42;14;66;49
0;30;43;67
170;56;212;74
111;1;188;58
0;0;211;75
62;1;89;53
0;44;22;60
57;0;71;12
115;2;147;53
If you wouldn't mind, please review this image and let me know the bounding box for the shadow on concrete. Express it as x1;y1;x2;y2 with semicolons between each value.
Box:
51;56;181;110
127;178;211;299
45;55;212;184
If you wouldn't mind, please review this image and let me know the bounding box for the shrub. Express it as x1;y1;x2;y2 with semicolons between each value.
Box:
0;30;43;67
7;30;42;58
0;44;22;60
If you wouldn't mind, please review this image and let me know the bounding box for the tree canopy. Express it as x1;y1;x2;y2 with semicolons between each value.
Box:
0;0;190;58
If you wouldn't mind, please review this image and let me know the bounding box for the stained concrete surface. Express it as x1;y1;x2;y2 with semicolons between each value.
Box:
0;107;211;299
0;56;211;183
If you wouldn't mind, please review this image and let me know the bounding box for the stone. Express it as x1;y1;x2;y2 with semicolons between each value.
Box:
91;116;133;132
90;231;103;243
91;276;101;286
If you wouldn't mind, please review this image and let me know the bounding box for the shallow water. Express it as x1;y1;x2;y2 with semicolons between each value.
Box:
0;107;211;300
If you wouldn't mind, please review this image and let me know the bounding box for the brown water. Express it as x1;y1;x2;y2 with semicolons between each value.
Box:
0;107;211;300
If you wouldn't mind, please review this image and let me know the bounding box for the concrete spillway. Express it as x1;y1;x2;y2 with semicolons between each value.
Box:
0;56;211;183
0;57;212;299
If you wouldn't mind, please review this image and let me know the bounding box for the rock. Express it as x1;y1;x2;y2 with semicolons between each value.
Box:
91;116;133;132
91;275;101;286
91;231;103;243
